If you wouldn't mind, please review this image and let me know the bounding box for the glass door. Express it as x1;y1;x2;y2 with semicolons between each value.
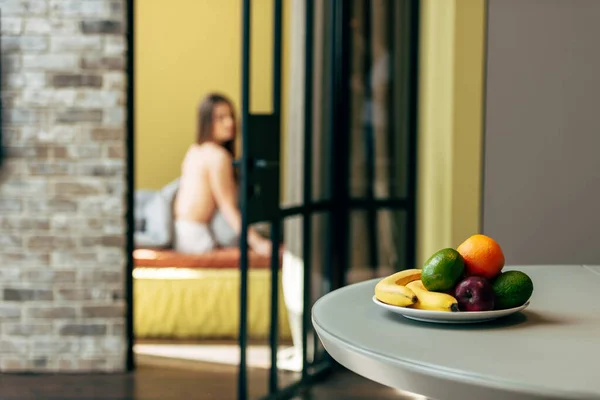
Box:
236;1;419;399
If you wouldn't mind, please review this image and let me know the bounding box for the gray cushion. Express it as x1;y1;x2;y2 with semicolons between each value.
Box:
134;179;180;249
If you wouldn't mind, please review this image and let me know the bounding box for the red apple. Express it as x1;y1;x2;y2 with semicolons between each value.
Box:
453;276;495;312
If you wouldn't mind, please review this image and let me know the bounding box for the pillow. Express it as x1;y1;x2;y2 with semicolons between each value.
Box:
135;192;171;248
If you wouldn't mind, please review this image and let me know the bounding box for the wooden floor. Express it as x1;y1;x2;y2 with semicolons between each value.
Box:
0;362;421;400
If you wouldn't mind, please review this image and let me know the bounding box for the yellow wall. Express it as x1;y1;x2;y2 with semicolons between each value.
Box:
417;0;486;265
135;0;289;190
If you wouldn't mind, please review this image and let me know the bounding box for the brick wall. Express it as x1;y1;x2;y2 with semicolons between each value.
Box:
0;0;128;372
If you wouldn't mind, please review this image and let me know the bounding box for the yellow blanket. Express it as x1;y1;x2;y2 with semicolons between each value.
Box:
134;267;291;339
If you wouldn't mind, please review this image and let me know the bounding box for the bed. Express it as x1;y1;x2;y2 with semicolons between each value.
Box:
133;248;292;340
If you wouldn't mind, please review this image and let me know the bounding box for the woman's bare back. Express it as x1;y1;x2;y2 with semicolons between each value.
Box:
174;144;222;223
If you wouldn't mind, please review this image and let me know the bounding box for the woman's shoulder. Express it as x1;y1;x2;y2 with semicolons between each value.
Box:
192;143;232;163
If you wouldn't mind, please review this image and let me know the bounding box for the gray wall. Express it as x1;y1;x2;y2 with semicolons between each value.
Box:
483;0;600;265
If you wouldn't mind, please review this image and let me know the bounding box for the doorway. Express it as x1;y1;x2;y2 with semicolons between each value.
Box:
125;0;419;399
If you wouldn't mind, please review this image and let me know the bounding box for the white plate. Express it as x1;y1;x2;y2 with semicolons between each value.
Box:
372;296;530;324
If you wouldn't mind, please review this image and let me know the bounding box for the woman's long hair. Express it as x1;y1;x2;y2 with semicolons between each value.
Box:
196;93;236;157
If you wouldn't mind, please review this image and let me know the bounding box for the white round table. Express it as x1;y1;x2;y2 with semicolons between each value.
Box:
312;265;600;400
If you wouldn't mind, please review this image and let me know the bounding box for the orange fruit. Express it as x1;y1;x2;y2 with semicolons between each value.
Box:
456;234;505;279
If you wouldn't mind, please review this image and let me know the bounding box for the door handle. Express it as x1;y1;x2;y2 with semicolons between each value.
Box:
254;159;278;169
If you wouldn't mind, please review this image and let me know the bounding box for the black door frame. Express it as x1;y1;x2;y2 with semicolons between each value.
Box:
125;0;135;372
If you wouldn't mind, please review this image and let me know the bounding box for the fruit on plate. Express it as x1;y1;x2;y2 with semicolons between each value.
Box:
406;280;459;312
374;269;421;307
453;276;496;312
491;270;534;310
457;234;505;279
421;248;465;292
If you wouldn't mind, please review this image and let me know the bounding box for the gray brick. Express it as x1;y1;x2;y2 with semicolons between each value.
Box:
26;197;78;212
2;55;21;73
80;337;124;355
0;216;50;230
2;17;23;35
1;0;48;16
28;235;77;251
0;199;23;213
0;339;27;354
75;90;122;108
31;357;48;369
81;20;123;35
80;235;124;247
77;161;124;177
18;89;77;107
103;72;125;89
32;339;78;354
0;234;23;247
0;267;21;281
50;0;111;17
22;54;79;70
1;36;47;52
1;357;27;371
55;288;91;301
105;357;126;373
59;323;107;337
78;270;122;284
3;323;52;336
20;269;77;283
104;36;125;55
55;109;103;124
56;356;77;371
51;74;103;89
81;55;125;71
0;178;48;196
105;144;124;159
2;92;17;108
1;160;27;176
102;217;124;234
79;357;107;370
53;181;107;195
6;72;46;89
81;304;125;318
24;18;79;34
6;108;43;124
2;127;20;145
98;249;125;265
64;145;103;159
51;251;98;268
36;126;79;144
55;288;120;301
103;107;125;126
90;128;123;141
0;306;22;319
111;322;124;336
27;161;74;176
79;196;125;216
51;146;68;158
26;306;77;319
0;252;50;267
3;288;53;302
50;36;102;52
51;215;104;231
3;146;50;158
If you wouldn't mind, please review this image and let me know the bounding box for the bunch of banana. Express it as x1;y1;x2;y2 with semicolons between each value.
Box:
374;269;421;307
374;271;460;312
406;280;459;312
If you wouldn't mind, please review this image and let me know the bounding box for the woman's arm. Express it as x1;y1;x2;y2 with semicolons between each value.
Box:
208;146;272;255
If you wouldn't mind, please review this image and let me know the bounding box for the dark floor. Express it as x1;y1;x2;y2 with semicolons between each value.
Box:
0;362;416;400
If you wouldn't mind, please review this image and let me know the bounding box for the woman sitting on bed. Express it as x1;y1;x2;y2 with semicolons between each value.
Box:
173;93;272;256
